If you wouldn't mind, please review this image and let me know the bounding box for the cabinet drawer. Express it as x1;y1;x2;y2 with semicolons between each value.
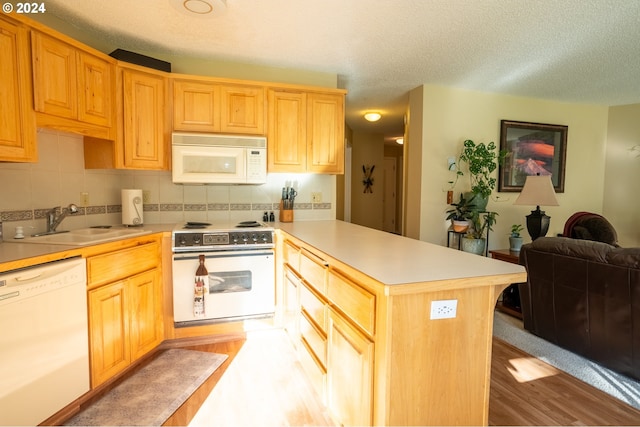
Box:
298;337;326;401
283;239;300;270
300;280;327;332
328;270;376;336
88;243;159;287
300;310;326;366
300;248;327;293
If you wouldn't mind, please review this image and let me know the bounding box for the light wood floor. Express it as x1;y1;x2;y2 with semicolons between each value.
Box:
156;327;640;426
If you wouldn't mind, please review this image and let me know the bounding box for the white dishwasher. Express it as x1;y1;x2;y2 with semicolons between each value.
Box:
0;257;90;426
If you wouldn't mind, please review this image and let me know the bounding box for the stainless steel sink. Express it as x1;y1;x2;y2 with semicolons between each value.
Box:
19;227;152;246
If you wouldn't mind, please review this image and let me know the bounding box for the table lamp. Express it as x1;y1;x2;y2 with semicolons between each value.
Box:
514;174;559;240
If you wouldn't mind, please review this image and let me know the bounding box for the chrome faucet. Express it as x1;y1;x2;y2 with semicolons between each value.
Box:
46;204;79;233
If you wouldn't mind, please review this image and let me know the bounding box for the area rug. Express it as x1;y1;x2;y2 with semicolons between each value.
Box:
66;349;228;426
493;311;640;410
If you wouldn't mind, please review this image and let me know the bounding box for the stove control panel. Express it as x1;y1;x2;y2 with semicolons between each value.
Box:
173;230;274;250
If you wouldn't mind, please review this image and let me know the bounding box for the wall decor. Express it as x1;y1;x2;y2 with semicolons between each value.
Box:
498;120;568;193
362;164;375;193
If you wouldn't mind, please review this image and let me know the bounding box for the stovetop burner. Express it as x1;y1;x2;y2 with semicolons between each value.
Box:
172;221;275;251
183;221;211;229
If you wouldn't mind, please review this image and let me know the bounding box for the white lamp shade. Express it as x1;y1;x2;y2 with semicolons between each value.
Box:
514;175;559;207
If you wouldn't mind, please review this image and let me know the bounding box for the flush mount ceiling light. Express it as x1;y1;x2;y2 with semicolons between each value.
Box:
396;138;404;145
364;112;382;122
169;0;227;16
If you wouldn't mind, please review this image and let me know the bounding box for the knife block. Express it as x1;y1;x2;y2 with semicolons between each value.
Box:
279;201;294;223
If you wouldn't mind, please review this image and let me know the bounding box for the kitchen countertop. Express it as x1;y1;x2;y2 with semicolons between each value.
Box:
0;224;175;271
278;220;526;286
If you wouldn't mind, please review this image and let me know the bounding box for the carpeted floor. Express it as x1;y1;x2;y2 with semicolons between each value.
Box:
493;311;640;410
65;349;228;426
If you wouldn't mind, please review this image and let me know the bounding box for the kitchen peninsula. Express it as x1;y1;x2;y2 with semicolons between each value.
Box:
277;220;527;426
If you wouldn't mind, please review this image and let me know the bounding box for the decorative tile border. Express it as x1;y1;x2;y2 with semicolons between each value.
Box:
0;202;332;222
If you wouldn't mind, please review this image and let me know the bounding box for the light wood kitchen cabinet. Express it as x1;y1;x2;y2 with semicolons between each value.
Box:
327;308;374;427
278;222;527;426
0;15;36;162
31;30;115;138
173;79;221;132
267;88;345;174
88;279;130;387
281;235;375;426
87;239;163;388
220;84;265;134
267;90;307;172
84;64;170;170
120;66;170;169
307;92;344;174
173;79;265;135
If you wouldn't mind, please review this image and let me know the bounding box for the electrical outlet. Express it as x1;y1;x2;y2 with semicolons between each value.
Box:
80;192;90;207
311;192;322;203
142;190;151;204
430;299;458;319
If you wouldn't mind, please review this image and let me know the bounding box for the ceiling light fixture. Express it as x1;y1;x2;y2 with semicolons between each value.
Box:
364;112;382;122
169;0;227;16
396;138;404;145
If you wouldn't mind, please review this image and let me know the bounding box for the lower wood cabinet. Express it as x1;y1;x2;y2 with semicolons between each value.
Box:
327;309;374;427
282;236;375;426
87;240;163;388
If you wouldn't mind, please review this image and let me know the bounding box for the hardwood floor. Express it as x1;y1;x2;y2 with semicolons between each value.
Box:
159;328;640;426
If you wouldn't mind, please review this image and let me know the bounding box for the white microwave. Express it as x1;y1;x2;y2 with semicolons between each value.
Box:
172;132;267;184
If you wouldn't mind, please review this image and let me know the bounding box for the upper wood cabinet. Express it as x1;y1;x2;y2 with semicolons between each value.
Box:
31;30;114;137
307;92;344;174
267;90;307;173
220;84;265;134
173;79;221;132
119;66;170;169
268;88;345;174
173;78;265;135
0;15;36;162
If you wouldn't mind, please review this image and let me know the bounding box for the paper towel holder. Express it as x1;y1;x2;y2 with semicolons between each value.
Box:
122;189;144;226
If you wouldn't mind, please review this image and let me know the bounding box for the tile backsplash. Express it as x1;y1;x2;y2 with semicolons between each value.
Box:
0;129;335;238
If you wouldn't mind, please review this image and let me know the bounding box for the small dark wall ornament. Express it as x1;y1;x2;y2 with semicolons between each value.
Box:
362;164;375;193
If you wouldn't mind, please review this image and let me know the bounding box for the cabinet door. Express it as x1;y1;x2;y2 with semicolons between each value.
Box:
31;31;78;120
220;85;265;134
129;269;164;360
121;68;168;169
77;51;113;127
307;92;344;174
88;280;131;388
173;80;221;132
283;266;301;347
327;310;374;427
267;90;307;172
0;17;36;162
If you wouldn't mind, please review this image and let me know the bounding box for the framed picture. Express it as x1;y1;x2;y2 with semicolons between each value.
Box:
498;120;568;193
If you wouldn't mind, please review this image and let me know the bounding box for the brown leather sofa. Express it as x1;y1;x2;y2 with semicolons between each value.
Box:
519;236;640;381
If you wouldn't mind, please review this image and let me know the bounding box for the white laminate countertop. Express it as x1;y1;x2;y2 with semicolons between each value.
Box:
278;220;526;286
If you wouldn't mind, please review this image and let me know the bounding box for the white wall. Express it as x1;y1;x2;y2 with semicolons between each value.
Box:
350;131;384;230
409;84;610;250
604;103;640;247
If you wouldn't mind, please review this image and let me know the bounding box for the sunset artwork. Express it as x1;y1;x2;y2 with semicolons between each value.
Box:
498;120;568;193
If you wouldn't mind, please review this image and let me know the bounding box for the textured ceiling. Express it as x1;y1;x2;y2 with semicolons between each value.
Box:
43;0;640;140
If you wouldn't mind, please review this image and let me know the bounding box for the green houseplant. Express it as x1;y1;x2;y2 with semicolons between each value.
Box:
445;193;475;232
456;139;506;210
509;224;524;252
461;211;498;255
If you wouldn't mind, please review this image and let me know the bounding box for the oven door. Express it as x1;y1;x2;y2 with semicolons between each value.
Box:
172;249;275;324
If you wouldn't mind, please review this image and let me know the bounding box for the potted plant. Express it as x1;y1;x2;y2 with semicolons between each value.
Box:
456;139;506;211
461;211;498;255
445;193;475;232
509;224;524;252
